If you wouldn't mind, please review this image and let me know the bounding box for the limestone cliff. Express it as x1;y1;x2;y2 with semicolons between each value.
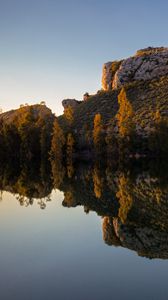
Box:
102;47;168;90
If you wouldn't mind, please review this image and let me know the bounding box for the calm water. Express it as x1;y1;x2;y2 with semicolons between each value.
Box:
0;161;168;300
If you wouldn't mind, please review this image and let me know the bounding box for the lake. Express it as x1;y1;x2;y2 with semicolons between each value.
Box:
0;161;168;300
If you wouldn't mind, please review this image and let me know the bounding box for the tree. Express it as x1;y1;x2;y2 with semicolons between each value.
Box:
149;110;168;155
64;106;74;125
105;119;119;160
66;133;75;178
116;88;134;138
17;107;40;160
93;113;104;155
116;88;135;158
50;118;65;161
83;93;90;101
40;101;46;105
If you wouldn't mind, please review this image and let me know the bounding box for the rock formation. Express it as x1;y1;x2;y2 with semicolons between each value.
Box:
62;99;81;109
102;47;168;90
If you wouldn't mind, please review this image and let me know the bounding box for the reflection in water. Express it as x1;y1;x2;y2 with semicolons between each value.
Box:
1;160;168;259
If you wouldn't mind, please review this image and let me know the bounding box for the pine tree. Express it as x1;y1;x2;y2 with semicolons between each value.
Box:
93;113;104;155
64;106;74;125
50;118;65;161
116;88;135;158
116;88;134;138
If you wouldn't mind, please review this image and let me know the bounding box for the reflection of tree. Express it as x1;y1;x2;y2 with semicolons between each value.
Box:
0;161;53;209
67;163;74;179
2;159;168;258
51;160;65;190
116;173;133;224
62;188;75;207
92;164;104;199
105;166;116;191
16;195;32;207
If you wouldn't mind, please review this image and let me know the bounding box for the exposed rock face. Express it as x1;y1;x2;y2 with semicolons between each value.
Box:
102;47;168;90
102;60;122;90
62;99;81;109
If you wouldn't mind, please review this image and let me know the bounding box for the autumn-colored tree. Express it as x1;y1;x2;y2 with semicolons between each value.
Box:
39;113;54;161
66;133;75;159
116;88;135;158
93;113;104;155
66;133;75;178
3;122;21;160
17;107;41;160
64;106;74;125
50;118;65;161
116;88;134;138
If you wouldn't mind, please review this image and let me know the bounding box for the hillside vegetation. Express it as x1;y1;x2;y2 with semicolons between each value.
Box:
1;47;168;162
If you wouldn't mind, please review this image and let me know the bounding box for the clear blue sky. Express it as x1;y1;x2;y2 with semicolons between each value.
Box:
0;0;167;115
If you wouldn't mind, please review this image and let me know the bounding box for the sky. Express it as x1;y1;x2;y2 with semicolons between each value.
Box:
0;0;168;115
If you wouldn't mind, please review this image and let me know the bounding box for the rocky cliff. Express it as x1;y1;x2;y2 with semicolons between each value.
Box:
102;47;168;90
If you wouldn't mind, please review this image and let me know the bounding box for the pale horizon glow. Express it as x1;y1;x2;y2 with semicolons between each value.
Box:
0;0;168;116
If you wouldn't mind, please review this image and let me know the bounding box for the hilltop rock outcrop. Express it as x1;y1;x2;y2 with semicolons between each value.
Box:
0;104;53;124
102;47;168;90
62;99;81;110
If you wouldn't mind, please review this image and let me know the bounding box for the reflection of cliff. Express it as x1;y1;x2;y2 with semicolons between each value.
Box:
102;170;168;259
58;162;168;259
103;217;168;259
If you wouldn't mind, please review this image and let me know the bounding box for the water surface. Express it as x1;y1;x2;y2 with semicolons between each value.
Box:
0;162;168;300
